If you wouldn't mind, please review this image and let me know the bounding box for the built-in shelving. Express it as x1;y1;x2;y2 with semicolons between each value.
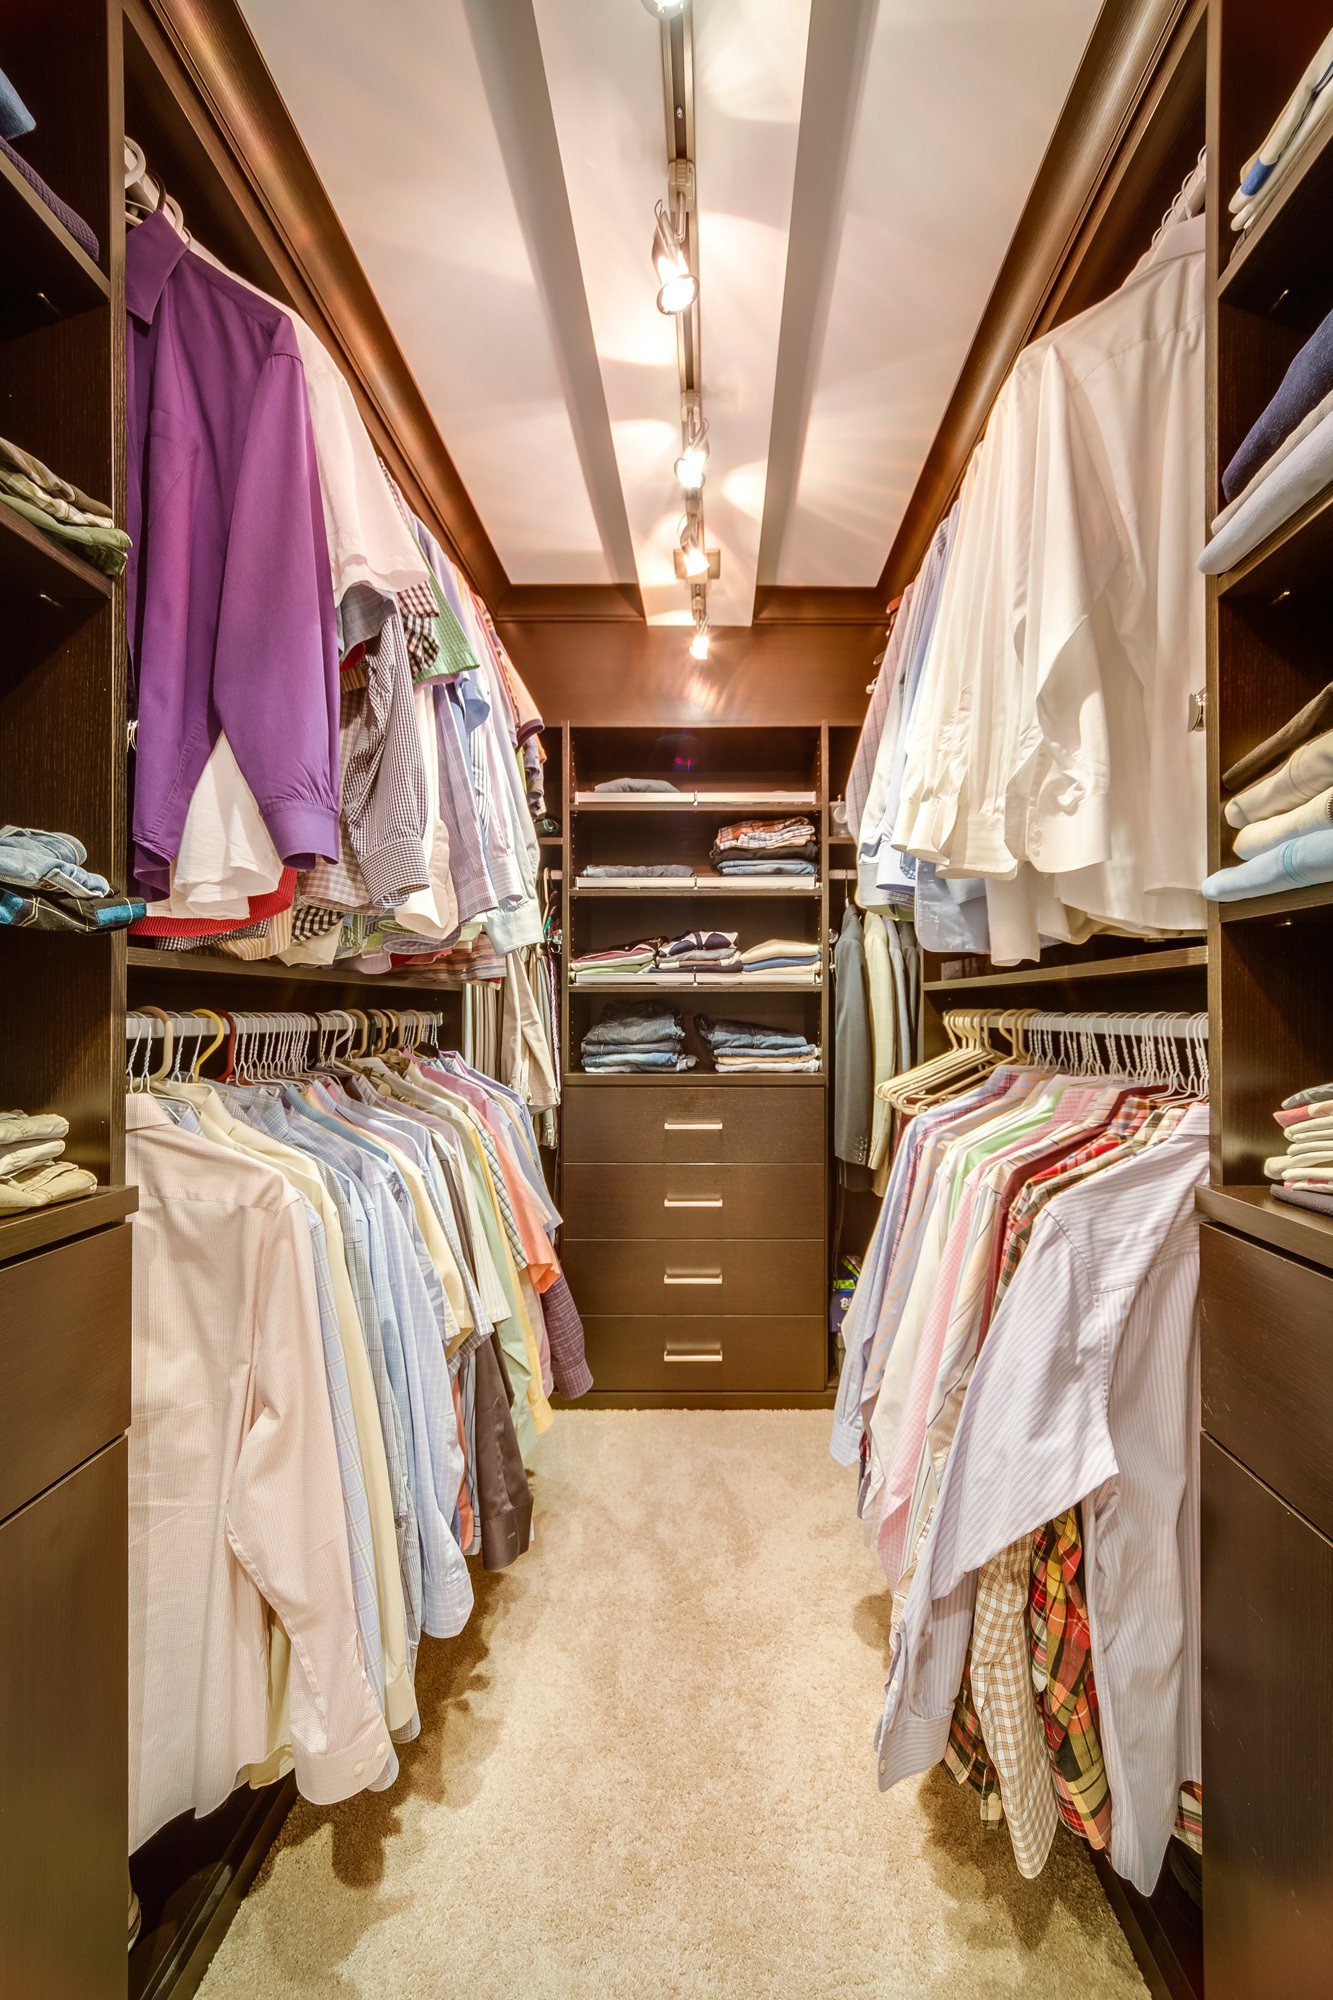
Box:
1197;1183;1333;1278
1216;879;1333;924
1215;477;1333;599
0;142;108;339
0;1184;137;1264
564;1070;825;1089
570;881;821;898
1216;99;1333;322
925;945;1208;992
126;945;474;992
0;501;114;612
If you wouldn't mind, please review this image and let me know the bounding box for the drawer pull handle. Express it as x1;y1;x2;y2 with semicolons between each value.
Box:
664;1196;723;1208
664;1343;723;1363
663;1272;723;1285
664;1120;723;1130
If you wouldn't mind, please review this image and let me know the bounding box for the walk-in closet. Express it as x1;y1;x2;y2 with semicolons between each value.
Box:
2;0;1331;1995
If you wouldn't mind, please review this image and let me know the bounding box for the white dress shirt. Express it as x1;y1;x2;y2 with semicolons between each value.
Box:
872;1104;1207;1895
127;1095;390;1850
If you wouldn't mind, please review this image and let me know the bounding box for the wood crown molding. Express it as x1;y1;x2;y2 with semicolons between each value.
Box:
878;0;1198;600
136;0;511;609
751;585;888;626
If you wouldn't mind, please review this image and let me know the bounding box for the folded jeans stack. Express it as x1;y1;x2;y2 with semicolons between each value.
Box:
577;864;693;882
694;1016;821;1074
710;818;818;880
0;1109;98;1211
580;1001;696;1073
1265;1080;1333;1215
0;826;146;931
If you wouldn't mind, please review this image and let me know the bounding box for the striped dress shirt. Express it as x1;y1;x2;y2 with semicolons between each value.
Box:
873;1105;1207;1895
127;1097;390;1850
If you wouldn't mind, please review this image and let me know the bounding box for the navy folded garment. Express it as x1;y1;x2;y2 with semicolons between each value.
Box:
1223;301;1333;501
0;134;99;262
695;1014;812;1052
582;998;685;1052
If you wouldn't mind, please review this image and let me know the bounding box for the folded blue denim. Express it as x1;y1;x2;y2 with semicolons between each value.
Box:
583;1052;692;1071
582;1001;684;1050
0;890;145;931
696;1016;811;1051
593;777;680;794
0;825;111;898
1202;825;1333;901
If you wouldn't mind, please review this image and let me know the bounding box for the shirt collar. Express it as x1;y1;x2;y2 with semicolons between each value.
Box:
125;210;190;325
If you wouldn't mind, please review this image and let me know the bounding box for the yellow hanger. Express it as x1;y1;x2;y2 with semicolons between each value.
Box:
139;1005;175;1085
188;1008;227;1079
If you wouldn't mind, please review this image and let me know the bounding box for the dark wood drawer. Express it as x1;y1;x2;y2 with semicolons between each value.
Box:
583;1316;827;1393
562;1237;824;1317
0;1224;131;1523
1201;1222;1333;1542
563;1084;825;1163
562;1162;824;1239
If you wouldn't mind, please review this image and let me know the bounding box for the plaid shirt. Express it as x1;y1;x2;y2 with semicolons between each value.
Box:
1030;1510;1112;1849
944;1646;1004;1825
1176;1780;1202;1854
992;1098;1161;1311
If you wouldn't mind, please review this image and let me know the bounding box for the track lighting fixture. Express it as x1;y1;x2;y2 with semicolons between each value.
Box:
640;0;685;15
678;512;710;579
652;200;697;316
675;412;709;493
689;610;710;661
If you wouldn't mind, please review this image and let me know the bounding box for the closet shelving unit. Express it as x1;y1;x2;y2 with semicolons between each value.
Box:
1197;5;1333;1988
556;723;833;1406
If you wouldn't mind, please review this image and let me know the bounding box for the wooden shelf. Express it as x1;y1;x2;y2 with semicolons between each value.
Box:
1216;104;1333;325
126;946;473;992
1197;1183;1333;1277
571;798;822;814
570;979;822;994
0;501;114;617
566;1070;825;1087
0;1185;137;1266
0;143;107;339
924;945;1207;992
1215;477;1333;600
571;882;821;897
1216;880;1333;924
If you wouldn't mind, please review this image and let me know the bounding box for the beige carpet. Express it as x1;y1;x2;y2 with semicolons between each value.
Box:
197;1411;1147;1999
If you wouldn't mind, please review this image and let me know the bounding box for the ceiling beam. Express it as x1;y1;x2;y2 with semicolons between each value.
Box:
462;0;642;601
753;0;880;594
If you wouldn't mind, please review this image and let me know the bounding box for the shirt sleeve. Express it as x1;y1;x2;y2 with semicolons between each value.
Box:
212;351;342;868
224;1187;391;1805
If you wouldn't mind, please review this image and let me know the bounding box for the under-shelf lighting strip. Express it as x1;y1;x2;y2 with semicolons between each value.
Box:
644;0;715;659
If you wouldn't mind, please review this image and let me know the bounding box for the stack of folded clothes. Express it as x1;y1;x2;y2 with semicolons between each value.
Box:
1199;280;1333;577
0;1108;97;1212
0;436;130;579
736;937;822;983
0;825;145;931
569;941;659;982
694;1016;821;1073
580;1001;696;1072
709;818;817;881
576;864;693;883
1228;27;1333;241
1264;1080;1333;1215
659;929;743;978
0;63;100;263
1203;698;1333;901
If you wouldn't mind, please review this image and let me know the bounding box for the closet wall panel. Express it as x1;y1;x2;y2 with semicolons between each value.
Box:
0;1438;128;2000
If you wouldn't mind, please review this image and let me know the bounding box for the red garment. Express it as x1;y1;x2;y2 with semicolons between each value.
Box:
129;866;297;938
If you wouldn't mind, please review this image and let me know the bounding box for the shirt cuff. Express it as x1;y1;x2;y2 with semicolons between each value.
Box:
291;1706;394;1807
358;833;431;908
263;799;342;868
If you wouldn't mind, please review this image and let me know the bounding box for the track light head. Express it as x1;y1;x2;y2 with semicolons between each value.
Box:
652;200;696;316
675;430;709;492
639;0;685;16
689;622;710;661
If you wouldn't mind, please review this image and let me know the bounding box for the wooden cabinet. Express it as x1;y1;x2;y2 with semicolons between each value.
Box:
1201;1435;1333;2000
0;1436;128;2000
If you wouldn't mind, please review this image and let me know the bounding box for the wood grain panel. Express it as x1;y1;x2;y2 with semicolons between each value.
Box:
562;1084;826;1163
1202;1436;1333;2000
562;1163;825;1240
581;1315;827;1395
561;1237;824;1318
0;1224;131;1523
0;1438;127;2000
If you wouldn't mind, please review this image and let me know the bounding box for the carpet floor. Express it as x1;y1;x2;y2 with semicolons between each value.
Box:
197;1411;1148;1999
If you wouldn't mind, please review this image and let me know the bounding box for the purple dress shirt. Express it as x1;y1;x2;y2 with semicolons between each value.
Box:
125;213;340;895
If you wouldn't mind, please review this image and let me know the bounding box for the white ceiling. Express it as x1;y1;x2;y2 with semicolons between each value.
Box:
240;0;1100;618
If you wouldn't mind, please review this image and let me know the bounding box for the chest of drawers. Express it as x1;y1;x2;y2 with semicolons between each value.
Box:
560;1083;829;1400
